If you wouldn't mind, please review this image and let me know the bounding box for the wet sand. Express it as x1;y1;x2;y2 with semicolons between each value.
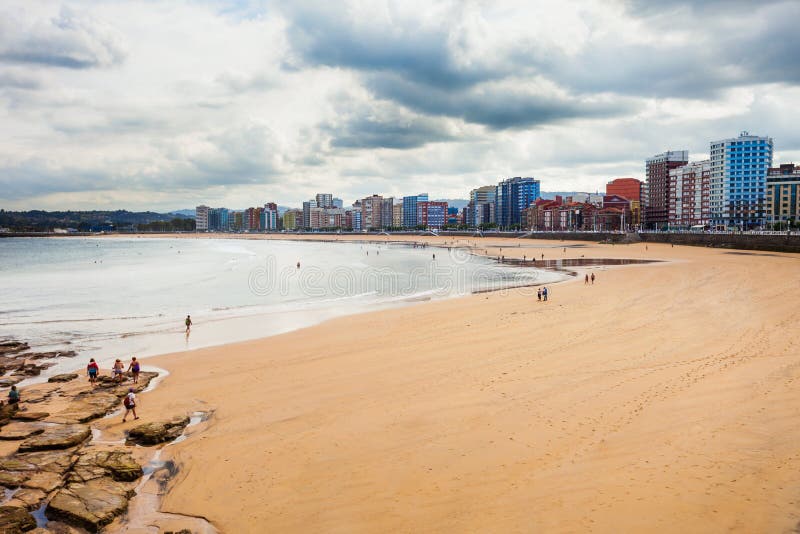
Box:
98;235;800;532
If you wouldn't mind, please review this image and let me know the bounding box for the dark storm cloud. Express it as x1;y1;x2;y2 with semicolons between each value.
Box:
366;74;636;130
0;6;126;70
327;113;456;149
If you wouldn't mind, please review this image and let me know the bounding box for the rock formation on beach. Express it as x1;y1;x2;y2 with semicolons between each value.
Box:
0;342;200;532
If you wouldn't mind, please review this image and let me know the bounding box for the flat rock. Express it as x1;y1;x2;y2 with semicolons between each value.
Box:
11;364;44;377
0;423;45;441
0;377;25;387
12;412;49;422
1;450;76;474
0;471;29;488
70;450;142;483
0;403;19;425
0;504;36;533
25;351;77;360
29;523;84;534
0;341;29;355
8;487;46;509
127;415;190;446
18;424;91;453
47;374;78;383
94;371;158;396
46;478;134;532
22;470;64;493
48;394;119;424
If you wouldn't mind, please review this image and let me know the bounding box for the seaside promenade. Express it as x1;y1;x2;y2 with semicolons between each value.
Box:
94;235;800;532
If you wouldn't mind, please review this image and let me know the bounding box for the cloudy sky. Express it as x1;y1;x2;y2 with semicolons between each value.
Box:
2;0;799;211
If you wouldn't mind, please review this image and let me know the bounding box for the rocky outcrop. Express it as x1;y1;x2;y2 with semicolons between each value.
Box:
0;505;36;533
70;449;143;483
0;471;28;488
0;423;45;441
46;478;135;532
126;415;190;445
18;425;91;453
0;377;24;387
22;471;64;493
0;403;19;426
48;394;120;425
94;371;158;395
6;488;46;509
11;412;49;422
0;449;76;474
24;350;77;360
47;374;78;383
0;341;29;355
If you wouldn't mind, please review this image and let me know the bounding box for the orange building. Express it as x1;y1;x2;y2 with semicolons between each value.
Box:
605;178;643;202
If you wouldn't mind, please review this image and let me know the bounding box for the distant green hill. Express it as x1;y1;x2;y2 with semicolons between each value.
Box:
0;210;192;232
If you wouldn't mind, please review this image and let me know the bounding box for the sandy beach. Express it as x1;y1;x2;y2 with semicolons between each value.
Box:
93;236;800;532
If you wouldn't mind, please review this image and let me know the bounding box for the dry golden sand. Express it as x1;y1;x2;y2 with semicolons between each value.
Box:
97;236;800;533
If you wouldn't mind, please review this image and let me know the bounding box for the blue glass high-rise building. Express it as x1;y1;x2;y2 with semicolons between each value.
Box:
710;131;773;229
495;177;540;228
402;193;428;228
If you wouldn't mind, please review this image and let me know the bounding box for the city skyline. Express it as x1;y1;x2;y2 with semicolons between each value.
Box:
2;1;800;211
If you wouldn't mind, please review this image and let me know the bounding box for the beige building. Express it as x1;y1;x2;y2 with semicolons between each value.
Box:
393;202;403;228
361;194;384;230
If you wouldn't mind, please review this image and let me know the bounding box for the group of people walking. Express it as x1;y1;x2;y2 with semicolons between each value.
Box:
86;356;141;422
584;272;596;285
87;356;141;384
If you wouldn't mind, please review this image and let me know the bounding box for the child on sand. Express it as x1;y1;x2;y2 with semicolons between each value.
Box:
87;358;99;384
128;357;140;384
122;388;139;422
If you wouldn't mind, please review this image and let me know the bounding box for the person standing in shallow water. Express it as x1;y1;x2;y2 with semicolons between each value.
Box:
185;315;192;332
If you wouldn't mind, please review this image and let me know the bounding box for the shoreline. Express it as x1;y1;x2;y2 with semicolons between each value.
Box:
104;235;800;532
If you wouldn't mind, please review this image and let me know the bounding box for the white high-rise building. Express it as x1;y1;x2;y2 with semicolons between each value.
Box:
669;160;710;229
195;205;209;231
709;131;773;229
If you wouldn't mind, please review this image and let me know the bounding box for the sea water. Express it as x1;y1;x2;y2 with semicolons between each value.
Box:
0;237;564;375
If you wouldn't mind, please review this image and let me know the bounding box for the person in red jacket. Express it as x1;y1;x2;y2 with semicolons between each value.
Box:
87;358;99;384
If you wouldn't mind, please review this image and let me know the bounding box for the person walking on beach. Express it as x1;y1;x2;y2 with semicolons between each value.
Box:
585;274;589;284
537;288;542;301
87;358;99;384
122;388;139;422
591;272;596;285
543;286;549;301
7;385;19;405
112;359;125;383
185;315;192;332
128;357;140;384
